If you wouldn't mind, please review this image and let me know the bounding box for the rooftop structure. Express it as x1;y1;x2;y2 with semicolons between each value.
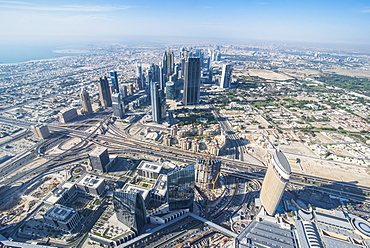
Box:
122;183;151;206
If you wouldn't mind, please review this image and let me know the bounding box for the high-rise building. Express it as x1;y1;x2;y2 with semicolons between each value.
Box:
59;108;78;123
113;191;147;235
195;156;222;192
98;77;112;108
183;57;201;105
110;71;119;94
163;49;174;79
136;62;145;90
112;92;125;119
165;81;176;100
80;88;93;115
260;148;291;216
150;81;166;123
167;164;195;211
220;64;232;89
31;124;50;139
89;147;110;172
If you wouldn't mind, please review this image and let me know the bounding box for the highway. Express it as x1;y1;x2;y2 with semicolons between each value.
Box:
0;114;370;207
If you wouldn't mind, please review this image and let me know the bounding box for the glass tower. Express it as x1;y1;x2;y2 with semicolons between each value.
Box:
110;70;119;94
113;191;147;235
167;164;195;211
183;57;201;105
98;76;112;107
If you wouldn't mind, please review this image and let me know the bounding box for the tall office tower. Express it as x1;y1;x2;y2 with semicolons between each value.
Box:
110;70;119;94
113;191;147;235
159;66;164;90
59;108;78;123
88;147;110;172
79;88;93;115
165;81;176;100
195;156;222;193
149;63;160;83
112;92;125;119
127;84;134;95
122;85;128;97
136;62;145;90
183;57;201;106
260;148;291;216
31;124;50;139
220;64;232;89
208;67;213;83
163;49;174;77
98;77;112;108
167;164;195;211
150;81;166;123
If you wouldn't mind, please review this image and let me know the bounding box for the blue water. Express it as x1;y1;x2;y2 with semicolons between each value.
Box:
0;43;91;64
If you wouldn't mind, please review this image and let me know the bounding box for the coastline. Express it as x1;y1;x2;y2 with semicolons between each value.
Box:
0;50;91;66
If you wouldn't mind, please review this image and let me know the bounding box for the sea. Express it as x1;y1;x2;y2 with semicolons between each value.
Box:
0;43;93;64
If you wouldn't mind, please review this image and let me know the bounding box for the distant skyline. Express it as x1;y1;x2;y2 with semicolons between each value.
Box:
1;0;370;47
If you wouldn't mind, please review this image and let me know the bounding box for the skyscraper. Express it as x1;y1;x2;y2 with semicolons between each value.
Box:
136;62;144;90
80;88;93;115
183;57;201;106
260;148;291;216
163;49;174;78
167;164;195;211
113;191;147;235
89;147;110;172
195;156;222;192
112;92;125;119
165;81;176;100
150;81;166;123
220;64;232;89
98;77;112;108
110;70;119;94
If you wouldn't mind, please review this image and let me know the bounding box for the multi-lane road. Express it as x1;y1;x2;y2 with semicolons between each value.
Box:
1;114;370;206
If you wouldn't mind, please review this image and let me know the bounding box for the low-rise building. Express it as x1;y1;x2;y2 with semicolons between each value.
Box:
76;174;106;197
43;205;81;233
137;161;162;180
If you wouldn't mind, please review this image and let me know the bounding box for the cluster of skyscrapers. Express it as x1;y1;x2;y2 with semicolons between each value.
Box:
78;48;233;125
78;70;125;119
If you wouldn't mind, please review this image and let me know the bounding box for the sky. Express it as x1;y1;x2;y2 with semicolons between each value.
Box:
1;0;370;47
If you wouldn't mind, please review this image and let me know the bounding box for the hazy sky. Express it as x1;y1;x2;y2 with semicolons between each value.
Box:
1;0;370;46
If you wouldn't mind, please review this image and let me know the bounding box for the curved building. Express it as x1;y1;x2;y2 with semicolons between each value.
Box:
113;191;147;235
260;148;291;216
167;164;195;211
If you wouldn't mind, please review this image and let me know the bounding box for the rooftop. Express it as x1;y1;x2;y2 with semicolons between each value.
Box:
89;147;108;157
77;174;105;189
137;161;162;174
237;217;295;248
273;148;291;175
45;205;77;222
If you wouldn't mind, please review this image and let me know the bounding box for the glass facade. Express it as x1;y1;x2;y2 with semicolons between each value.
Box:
113;191;147;235
167;164;195;211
